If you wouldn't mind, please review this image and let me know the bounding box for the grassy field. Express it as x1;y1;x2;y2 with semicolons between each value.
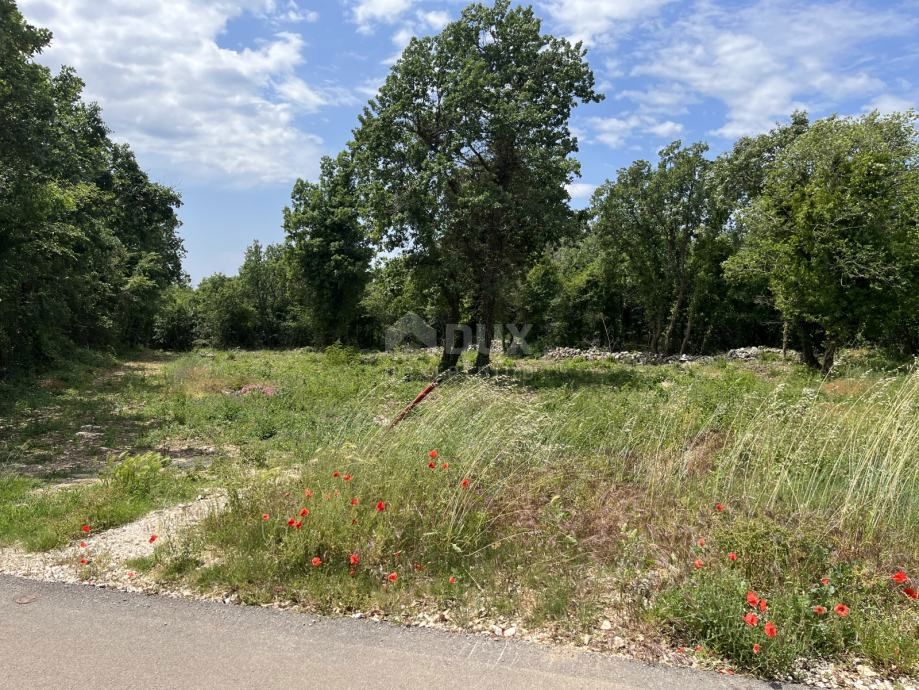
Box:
2;346;918;678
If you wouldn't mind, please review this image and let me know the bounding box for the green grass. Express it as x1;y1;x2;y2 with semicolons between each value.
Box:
0;453;204;551
2;346;918;678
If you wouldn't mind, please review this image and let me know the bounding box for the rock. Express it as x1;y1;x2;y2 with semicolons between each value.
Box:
491;625;504;636
856;665;878;678
599;619;612;631
503;626;517;637
612;636;626;650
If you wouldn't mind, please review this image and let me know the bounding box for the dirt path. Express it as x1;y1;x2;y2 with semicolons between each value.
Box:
0;491;226;589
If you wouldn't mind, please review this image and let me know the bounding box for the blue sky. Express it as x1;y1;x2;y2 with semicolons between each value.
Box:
20;0;919;283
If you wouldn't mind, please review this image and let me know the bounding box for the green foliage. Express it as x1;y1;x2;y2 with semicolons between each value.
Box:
727;111;919;370
284;153;372;345
0;1;184;372
352;0;602;368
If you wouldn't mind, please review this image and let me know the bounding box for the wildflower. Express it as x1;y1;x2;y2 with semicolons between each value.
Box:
332;471;341;478
677;647;685;654
81;524;91;533
350;498;359;506
743;612;759;627
764;621;777;638
295;521;302;529
428;450;438;459
343;474;352;481
820;577;830;586
903;588;918;599
311;556;322;567
728;552;737;562
752;644;761;655
715;503;725;512
287;518;296;527
79;542;87;548
127;572;135;578
376;501;385;512
149;534;158;544
79;558;88;565
758;599;768;612
694;645;702;652
449;576;457;584
300;507;309;517
812;605;827;615
746;591;759;607
697;537;705;547
892;570;909;585
441;463;449;470
349;569;356;577
428;462;436;469
304;488;313;498
387;572;398;583
349;553;360;566
693;559;704;570
461;478;470;489
261;513;270;521
834;603;849;617
414;563;423;571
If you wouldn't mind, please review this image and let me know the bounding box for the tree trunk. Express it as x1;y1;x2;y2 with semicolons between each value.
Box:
679;307;694;356
798;324;820;369
821;342;836;375
473;297;495;373
437;297;463;373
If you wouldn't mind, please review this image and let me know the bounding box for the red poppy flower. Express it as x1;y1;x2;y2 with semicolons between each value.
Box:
743;612;759;627
764;621;777;638
715;503;725;512
414;563;423;571
752;643;761;654
758;599;768;612
461;478;470;489
79;558;88;565
295;521;302;529
387;572;398;582
311;556;322;567
261;513;270;521
128;572;135;578
693;559;704;570
834;603;849;617
441;463;449;470
304;488;313;498
694;645;702;652
81;524;91;533
376;501;385;512
697;537;705;547
746;591;759;607
350;497;359;506
300;507;309;517
903;587;918;599
287;518;296;526
349;553;360;566
728;552;737;561
343;474;352;481
892;570;909;584
820;577;830;586
428;450;438;459
149;534;157;544
449;576;457;584
428;462;436;469
80;541;87;548
813;605;827;615
332;471;341;478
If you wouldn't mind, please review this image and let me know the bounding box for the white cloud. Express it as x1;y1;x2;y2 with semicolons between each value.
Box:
864;94;916;115
589;114;683;147
352;0;414;33
542;0;671;46
20;0;335;185
634;1;914;139
418;10;450;31
566;182;597;200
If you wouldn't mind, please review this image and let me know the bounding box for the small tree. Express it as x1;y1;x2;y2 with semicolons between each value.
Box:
283;153;372;346
727;111;919;371
351;0;601;371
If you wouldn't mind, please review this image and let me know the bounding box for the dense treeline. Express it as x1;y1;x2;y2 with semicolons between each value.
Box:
4;0;919;375
0;1;185;372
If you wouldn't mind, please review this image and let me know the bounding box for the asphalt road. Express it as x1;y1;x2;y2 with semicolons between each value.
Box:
1;575;795;689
